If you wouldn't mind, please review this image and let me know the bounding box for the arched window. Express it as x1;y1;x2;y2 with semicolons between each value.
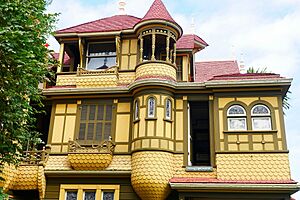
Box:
227;105;247;131
251;104;271;130
165;99;171;120
134;100;139;120
147;97;155;118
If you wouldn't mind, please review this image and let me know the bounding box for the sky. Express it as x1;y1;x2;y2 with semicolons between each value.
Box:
47;0;300;198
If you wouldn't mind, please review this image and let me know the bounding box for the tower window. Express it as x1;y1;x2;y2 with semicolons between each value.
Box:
165;99;171;120
147;97;155;118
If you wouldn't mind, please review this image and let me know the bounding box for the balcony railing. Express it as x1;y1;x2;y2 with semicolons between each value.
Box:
21;148;49;166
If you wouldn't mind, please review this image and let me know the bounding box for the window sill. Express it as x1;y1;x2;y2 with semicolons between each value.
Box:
185;166;213;172
145;117;157;121
223;130;278;134
163;118;173;122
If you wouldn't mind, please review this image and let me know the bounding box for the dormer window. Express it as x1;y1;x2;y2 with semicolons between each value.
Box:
86;42;116;70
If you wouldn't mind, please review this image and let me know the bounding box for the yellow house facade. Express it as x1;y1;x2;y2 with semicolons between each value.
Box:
1;0;299;199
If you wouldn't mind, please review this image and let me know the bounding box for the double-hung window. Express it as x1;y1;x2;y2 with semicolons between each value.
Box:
86;42;116;70
78;101;113;144
227;105;247;131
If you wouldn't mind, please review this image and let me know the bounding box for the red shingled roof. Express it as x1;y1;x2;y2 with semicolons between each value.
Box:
210;73;282;81
170;177;297;184
177;34;208;50
141;0;175;23
56;15;141;34
195;60;240;82
51;53;71;65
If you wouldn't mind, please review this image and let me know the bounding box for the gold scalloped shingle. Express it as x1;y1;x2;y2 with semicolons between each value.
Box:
131;151;174;200
216;153;291;180
45;155;131;171
68;153;113;170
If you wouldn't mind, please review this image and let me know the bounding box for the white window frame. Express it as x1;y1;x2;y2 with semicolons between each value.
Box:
147;97;156;118
59;184;120;200
251;104;272;131
165;99;172;120
227;105;247;131
134;100;139;120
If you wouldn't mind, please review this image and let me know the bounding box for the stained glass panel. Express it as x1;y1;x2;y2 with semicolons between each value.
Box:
148;97;155;117
103;192;114;200
166;99;171;119
228;105;245;116
134;101;139;120
252;105;270;115
84;191;96;200
66;191;77;200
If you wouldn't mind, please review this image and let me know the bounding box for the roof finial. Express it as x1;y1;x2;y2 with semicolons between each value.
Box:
118;0;126;15
190;16;196;34
239;53;246;74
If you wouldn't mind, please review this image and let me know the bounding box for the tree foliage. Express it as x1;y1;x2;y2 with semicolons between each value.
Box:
247;67;291;114
0;0;57;165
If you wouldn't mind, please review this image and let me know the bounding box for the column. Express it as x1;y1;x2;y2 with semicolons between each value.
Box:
151;32;156;61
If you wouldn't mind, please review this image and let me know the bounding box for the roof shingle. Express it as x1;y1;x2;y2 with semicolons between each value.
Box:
141;0;175;23
177;34;208;50
56;15;141;34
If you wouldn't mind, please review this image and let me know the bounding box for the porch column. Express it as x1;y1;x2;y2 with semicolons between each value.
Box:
151;32;156;61
166;36;170;62
173;43;177;64
139;35;143;63
57;42;64;73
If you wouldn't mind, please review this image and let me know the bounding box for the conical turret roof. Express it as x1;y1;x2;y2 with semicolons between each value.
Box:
141;0;176;23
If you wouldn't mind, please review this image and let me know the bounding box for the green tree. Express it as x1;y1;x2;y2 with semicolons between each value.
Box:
247;67;291;113
0;0;57;166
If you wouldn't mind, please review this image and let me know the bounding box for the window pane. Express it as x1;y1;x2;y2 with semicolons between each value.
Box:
148;97;155;117
66;191;77;200
96;122;103;140
228;105;245;116
84;191;96;200
252;117;271;130
106;105;112;121
89;105;96;120
134;101;139;120
79;123;86;140
97;105;104;120
89;43;116;55
103;192;114;200
228;118;247;131
166;99;171;119
87;57;116;70
104;122;111;140
81;105;88;120
87;123;94;140
252;105;270;115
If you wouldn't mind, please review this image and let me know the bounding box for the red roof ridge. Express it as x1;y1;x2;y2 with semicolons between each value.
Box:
56;15;141;34
142;0;175;23
196;60;238;64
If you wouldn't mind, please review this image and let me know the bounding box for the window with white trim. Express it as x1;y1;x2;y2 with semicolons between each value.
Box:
251;104;271;130
227;105;247;131
147;97;155;118
165;99;171;120
59;184;120;200
134;100;139;120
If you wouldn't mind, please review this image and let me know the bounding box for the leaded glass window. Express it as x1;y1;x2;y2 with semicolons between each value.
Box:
148;97;155;118
66;191;77;200
165;99;171;120
79;102;113;144
134;100;139;120
84;191;96;200
102;192;114;200
251;104;271;130
227;105;247;131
